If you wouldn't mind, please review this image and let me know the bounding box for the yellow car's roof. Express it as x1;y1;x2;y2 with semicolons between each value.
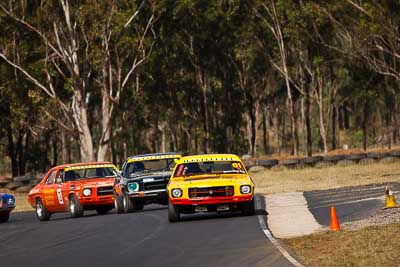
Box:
177;154;242;164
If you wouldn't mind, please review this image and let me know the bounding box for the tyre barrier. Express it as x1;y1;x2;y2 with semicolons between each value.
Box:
302;156;323;165
322;155;346;162
367;152;391;159
244;149;400;170
345;153;366;161
390;150;400;157
279;158;300;167
256;159;279;167
0;173;38;191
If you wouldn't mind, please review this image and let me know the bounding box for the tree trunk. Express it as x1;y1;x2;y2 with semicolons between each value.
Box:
7;125;18;177
362;101;369;151
61;129;69;163
246;93;258;157
16;130;25;176
201;83;210;154
262;110;269;155
284;76;298;155
331;105;337;150
305;86;312;156
97;85;111;161
52;132;58;166
317;78;328;153
226;126;233;154
272;102;280;155
72;89;95;162
335;106;340;149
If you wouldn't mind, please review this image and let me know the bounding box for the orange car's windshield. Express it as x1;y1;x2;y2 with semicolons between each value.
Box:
64;167;117;182
173;161;246;177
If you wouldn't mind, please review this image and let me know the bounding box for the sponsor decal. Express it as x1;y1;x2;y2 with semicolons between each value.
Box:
65;164;118;172
182;157;236;163
128;155;181;163
56;188;64;204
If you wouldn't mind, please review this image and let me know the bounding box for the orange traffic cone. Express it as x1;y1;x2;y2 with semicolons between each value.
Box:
330;206;340;231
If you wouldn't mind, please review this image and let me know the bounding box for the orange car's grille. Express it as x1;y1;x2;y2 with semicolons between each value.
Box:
189;186;234;198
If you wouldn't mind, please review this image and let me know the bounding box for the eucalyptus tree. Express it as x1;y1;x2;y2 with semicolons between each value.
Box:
0;0;157;162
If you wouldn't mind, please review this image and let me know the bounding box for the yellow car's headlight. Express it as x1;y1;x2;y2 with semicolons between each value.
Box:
240;185;251;194
171;188;183;198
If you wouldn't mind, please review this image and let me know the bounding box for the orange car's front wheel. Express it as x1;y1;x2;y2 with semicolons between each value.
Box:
36;198;51;221
69;195;84;218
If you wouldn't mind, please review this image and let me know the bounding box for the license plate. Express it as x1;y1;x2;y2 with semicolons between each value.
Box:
217;205;229;211
195;206;207;212
143;178;154;183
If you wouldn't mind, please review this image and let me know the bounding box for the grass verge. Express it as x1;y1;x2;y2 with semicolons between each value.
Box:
285;223;400;266
252;161;400;194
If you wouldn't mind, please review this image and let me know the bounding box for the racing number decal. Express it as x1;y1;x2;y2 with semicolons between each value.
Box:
56;188;64;204
232;163;243;170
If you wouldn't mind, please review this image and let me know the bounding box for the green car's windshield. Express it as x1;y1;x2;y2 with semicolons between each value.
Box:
173;161;246;177
124;159;177;177
64;167;117;181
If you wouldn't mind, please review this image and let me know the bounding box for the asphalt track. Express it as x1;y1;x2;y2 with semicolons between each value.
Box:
304;182;400;226
0;198;293;267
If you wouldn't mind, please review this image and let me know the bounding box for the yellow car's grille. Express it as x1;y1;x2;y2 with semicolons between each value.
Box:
189;186;234;198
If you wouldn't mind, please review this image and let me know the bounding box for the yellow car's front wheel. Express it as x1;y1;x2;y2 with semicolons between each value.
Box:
168;200;180;222
241;199;255;216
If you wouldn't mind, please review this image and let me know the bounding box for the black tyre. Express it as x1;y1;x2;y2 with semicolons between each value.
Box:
114;193;124;214
242;198;255;216
69;195;84;218
36;198;51;221
96;206;113;215
122;193;134;213
168;200;180;222
0;212;10;223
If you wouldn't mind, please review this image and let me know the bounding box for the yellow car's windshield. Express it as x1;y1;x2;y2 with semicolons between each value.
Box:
173;161;246;177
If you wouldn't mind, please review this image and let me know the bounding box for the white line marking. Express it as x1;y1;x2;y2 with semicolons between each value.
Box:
255;196;304;267
311;196;385;209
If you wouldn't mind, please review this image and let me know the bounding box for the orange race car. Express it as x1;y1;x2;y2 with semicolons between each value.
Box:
28;162;118;221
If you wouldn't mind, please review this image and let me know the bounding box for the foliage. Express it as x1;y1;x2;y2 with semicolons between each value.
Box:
0;0;399;174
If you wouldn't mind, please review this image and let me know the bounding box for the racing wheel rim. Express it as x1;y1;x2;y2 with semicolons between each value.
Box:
36;201;43;217
122;195;127;209
70;200;75;214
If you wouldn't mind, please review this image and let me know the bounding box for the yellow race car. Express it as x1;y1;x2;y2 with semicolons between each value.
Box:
167;154;255;222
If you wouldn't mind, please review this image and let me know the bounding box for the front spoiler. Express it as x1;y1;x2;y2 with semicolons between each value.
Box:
170;195;253;205
127;189;167;199
78;196;114;206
